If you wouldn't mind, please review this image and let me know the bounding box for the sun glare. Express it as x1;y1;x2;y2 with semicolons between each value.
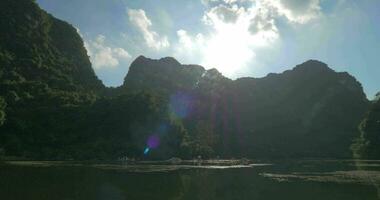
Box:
199;6;278;77
202;23;255;76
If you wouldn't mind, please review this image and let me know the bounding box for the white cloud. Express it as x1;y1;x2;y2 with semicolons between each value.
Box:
172;0;322;76
201;0;322;26
259;0;321;23
246;5;278;36
201;0;219;6
174;24;259;76
174;30;206;64
127;9;170;50
224;0;241;4
84;35;131;70
113;48;131;59
202;0;248;6
174;1;281;76
205;4;246;23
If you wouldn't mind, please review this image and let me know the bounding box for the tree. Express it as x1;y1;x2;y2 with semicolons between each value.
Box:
375;92;380;101
0;97;6;126
191;121;218;158
351;100;380;159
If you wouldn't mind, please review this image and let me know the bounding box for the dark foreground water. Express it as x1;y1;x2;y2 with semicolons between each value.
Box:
1;160;380;200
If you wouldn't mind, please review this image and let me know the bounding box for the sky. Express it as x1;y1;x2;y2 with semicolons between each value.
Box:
36;0;380;99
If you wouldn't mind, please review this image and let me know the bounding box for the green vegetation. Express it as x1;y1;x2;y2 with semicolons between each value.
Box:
351;98;380;159
0;0;208;159
114;56;370;159
0;96;6;126
0;0;372;160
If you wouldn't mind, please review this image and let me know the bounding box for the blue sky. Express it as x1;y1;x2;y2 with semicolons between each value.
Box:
37;0;379;98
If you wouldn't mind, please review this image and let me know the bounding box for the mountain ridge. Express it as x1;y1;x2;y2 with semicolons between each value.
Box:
122;56;366;98
0;0;372;160
118;55;369;158
124;56;362;85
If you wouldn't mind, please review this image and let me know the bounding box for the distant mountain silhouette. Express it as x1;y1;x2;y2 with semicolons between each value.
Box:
0;0;372;160
122;56;206;93
119;56;369;158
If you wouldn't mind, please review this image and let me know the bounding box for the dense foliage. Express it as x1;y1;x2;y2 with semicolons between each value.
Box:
0;0;371;160
122;58;369;158
218;61;369;158
0;96;5;126
351;98;380;159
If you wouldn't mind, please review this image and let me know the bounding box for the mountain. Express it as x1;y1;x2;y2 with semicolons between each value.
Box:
0;0;105;115
120;57;370;158
120;56;220;94
0;0;101;159
220;60;369;157
0;0;371;160
0;0;183;160
0;0;103;91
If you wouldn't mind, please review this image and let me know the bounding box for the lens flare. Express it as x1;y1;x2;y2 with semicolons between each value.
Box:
147;135;160;149
144;147;150;155
169;92;195;119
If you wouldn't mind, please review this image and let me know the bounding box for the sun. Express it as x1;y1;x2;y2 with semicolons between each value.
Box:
200;11;276;77
175;28;252;77
202;23;256;77
176;4;279;78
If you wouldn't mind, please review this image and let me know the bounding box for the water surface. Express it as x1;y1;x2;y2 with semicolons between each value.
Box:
1;160;380;200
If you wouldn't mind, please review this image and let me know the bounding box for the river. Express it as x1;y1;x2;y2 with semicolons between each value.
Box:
1;159;380;200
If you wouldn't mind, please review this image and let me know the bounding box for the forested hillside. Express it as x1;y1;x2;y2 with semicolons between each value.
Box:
0;0;371;160
122;57;369;158
352;96;380;159
0;0;178;159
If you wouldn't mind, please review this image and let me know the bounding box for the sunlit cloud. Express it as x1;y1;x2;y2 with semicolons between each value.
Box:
172;0;323;77
201;0;219;6
127;8;170;51
84;35;131;70
260;0;321;24
38;0;379;97
174;0;279;76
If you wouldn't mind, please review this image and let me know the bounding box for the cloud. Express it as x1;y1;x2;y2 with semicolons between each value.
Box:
206;1;281;41
84;35;131;70
202;0;249;6
174;0;321;71
174;30;206;64
201;0;219;6
202;2;279;42
174;27;257;76
248;8;276;35
113;48;131;59
173;1;285;76
127;9;170;50
205;4;245;23
202;0;322;24
259;0;321;23
174;0;322;76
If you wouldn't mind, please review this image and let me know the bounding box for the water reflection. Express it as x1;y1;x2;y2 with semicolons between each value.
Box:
0;160;380;200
